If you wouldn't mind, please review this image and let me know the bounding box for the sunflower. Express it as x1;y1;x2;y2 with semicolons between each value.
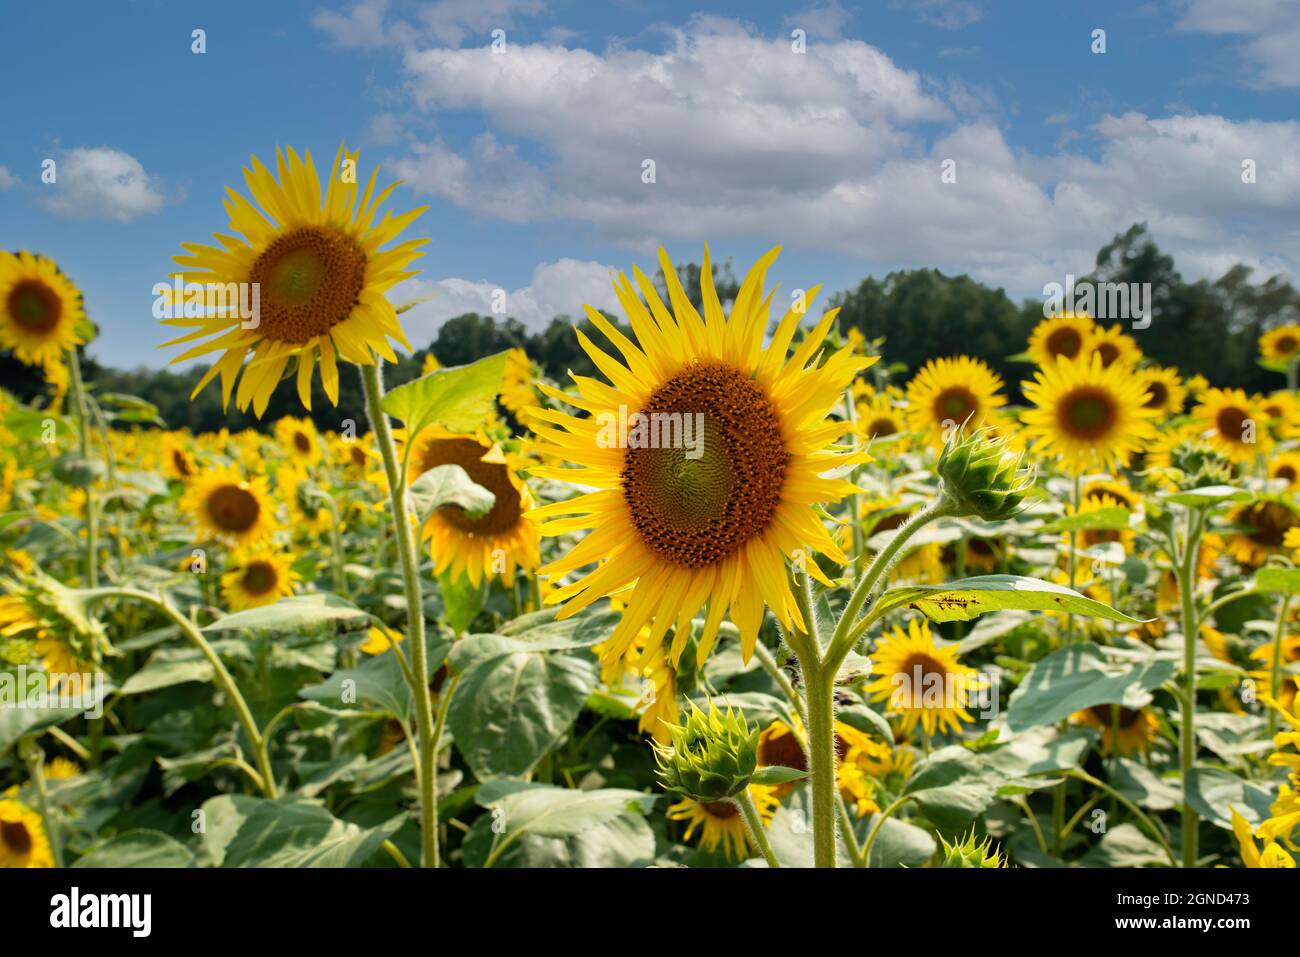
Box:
1261;325;1300;364
1071;704;1159;756
1136;365;1187;417
596;622;679;743
0;251;87;370
421;351;441;375
864;617;980;738
1082;478;1140;511
0;800;53;868
1271;452;1300;491
1063;492;1136;553
0;573;104;684
500;347;539;419
942;536;1002;574
1027;313;1093;366
1249;636;1300;711
1020;354;1158;474
408;428;540;586
905;356;1005;447
1262;392;1300;440
667;785;779;861
855;387;910;449
161;146;427;415
1192;388;1269;464
183;465;277;546
529;247;870;668
1085;324;1142;370
274;415;322;467
758;716;896;816
221;548;297;610
162;435;198;482
1225;499;1299;567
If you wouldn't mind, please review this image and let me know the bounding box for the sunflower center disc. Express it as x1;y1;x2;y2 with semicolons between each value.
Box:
622;362;787;569
935;387;977;424
1;820;31;854
208;484;261;532
7;280;62;334
1216;406;1248;441
242;561;277;594
866;417;897;437
249;226;366;343
1144;382;1168;408
1059;387;1117;439
1088;705;1141;728
700;800;740;819
1046;327;1082;359
1279;336;1297;353
293;431;312;454
1096;343;1120;367
1245;502;1293;547
418;437;521;536
1278;465;1296;482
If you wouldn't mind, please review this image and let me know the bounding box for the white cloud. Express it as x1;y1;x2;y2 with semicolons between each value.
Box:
393;258;621;334
0;166;18;190
311;0;398;48
1176;0;1300;88
891;0;986;30
37;147;165;222
312;0;544;49
783;1;854;39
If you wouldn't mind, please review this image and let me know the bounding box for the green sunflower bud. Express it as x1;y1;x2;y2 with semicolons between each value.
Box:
937;427;1034;522
1168;440;1232;490
938;829;1006;868
653;701;759;801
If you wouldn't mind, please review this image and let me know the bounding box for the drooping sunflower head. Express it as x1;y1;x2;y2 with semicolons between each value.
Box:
0;251;87;371
904;356;1006;447
161;146;428;416
1071;705;1159;757
1029;313;1095;366
864;617;979;738
0;571;106;686
408;428;539;587
1084;324;1142;370
221;548;297;611
1193;388;1270;464
666;785;779;862
530;247;873;668
183;465;277;547
274;415;322;466
1020;354;1159;474
1226;498;1300;568
0;799;54;868
1136;365;1187;417
1261;324;1300;364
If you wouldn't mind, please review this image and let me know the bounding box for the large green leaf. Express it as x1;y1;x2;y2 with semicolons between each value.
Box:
380;351;509;436
1160;485;1253;507
202;593;368;633
301;634;452;720
471;782;656;864
0;675;116;754
409;464;494;525
1256;567;1300;595
903;746;1001;830
1041;507;1130;533
873;575;1143;625
448;644;598;779
461;806;654;867
73;830;194;868
438;572;486;635
1184;767;1276;829
199;795;402;867
1006;643;1176;731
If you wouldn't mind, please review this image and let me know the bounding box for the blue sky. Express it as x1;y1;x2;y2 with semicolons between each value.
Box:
2;0;1298;369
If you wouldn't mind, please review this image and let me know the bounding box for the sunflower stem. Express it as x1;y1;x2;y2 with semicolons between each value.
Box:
736;788;780;868
1268;594;1292;737
861;794;912;866
1175;504;1205;867
360;361;440;869
67;347;99;589
19;737;64;868
802;658;839;868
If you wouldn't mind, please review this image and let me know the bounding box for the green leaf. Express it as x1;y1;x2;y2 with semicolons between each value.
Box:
473;782;656;848
1079;823;1171;868
1041;507;1130;533
73;829;194;868
1161;485;1253;507
0;675;116;754
752;766;809;786
199;795;402;867
202;593;368;633
1256;567;1300;595
380;351;509;436
874;575;1143;625
301;634;451;720
1006;643;1176;731
448;646;598;779
438;572;486;635
1184;767;1275;829
461;807;654;868
408;464;495;524
1111;758;1182;811
903;746;1000;830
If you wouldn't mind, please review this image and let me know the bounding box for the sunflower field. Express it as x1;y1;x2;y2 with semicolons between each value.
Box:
2;147;1300;874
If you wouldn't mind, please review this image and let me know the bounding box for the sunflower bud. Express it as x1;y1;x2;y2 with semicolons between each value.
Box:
937;427;1033;522
938;829;1006;868
653;701;759;801
1168;440;1232;490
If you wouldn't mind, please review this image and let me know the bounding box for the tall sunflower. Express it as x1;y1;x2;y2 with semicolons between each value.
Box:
407;428;540;586
0;251;87;370
183;465;277;547
274;415;322;467
161;146;427;415
1193;388;1269;464
1020;354;1158;474
854;385;910;449
864;617;980;738
0;800;53;868
904;356;1005;447
1261;325;1300;365
1136;365;1187;417
1027;313;1094;366
529;247;870;667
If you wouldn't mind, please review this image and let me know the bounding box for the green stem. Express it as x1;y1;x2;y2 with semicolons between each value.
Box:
861;795;911;866
1176;506;1204;867
85;587;275;798
1067;768;1179;867
360;362;439;868
1066;472;1080;642
325;496;348;598
736;788;781;868
20;739;64;867
1269;595;1292;737
802;660;839;868
67;348;98;589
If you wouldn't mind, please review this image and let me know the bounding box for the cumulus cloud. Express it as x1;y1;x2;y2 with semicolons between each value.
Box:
36;147;166;222
393;258;622;334
1176;0;1300;88
0;166;18;191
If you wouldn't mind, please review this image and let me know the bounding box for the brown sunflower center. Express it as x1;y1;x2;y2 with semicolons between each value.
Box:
933;387;977;425
1095;342;1121;368
900;653;946;681
172;449;193;478
759;731;807;772
1276;464;1297;483
1277;335;1298;354
1;820;32;854
866;417;898;438
241;560;279;595
1088;705;1141;728
622;362;787;569
1046;326;1083;359
1057;387;1118;440
293;431;313;454
700;800;740;820
1143;382;1168;408
968;538;995;557
206;484;261;533
1241;502;1296;548
350;445;368;467
1215;406;1249;442
417;437;522;537
7;279;62;335
248;226;366;343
